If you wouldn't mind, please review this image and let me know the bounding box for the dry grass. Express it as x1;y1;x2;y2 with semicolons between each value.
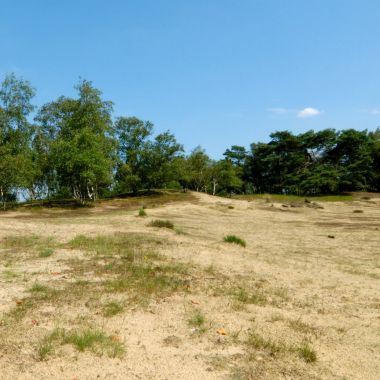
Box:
0;191;379;379
148;219;174;229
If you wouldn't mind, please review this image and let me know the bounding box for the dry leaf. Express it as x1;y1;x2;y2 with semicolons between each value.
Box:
216;328;227;335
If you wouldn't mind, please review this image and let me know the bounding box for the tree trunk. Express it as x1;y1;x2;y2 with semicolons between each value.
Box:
0;186;5;210
212;179;217;196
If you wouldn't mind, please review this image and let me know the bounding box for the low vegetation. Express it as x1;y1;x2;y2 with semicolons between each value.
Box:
297;342;317;363
0;190;377;379
223;235;246;247
148;219;174;229
1;74;379;209
37;328;124;360
138;208;147;217
187;310;209;334
102;301;124;317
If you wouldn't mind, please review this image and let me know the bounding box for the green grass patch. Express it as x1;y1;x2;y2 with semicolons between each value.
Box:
231;287;266;305
246;330;285;356
67;232;158;256
297;342;317;363
188;310;206;328
1;235;41;249
63;329;124;357
138;208;147;217
37;328;124;359
187;310;209;334
102;301;124;317
223;235;246;247
38;248;54;258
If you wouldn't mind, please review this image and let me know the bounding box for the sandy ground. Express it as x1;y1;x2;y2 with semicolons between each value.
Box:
0;192;379;379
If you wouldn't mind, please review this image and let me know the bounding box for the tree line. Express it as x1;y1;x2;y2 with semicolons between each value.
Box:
1;74;379;207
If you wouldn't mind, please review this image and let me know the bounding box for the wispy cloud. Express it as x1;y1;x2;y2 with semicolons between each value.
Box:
268;107;322;118
267;107;292;114
297;107;321;118
369;108;380;115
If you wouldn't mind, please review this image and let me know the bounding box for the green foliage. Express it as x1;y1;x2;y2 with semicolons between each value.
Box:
1;73;380;204
35;79;116;203
245;128;380;194
138;207;147;217
115;117;183;193
188;310;206;328
63;329;124;357
0;74;36;208
223;235;246;247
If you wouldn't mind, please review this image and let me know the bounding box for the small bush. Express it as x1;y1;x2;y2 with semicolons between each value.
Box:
353;209;363;213
148;219;174;229
138;208;147;217
223;235;246;247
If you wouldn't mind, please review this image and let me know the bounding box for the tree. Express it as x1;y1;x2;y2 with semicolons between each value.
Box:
325;129;373;191
35;80;116;202
115;118;183;192
141;131;184;189
0;73;35;208
209;160;242;195
115;117;153;193
185;147;211;192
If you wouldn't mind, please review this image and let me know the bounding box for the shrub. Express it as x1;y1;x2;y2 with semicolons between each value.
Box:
223;235;246;247
138;208;147;217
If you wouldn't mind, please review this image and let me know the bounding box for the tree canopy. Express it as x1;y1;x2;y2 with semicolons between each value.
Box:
1;73;379;207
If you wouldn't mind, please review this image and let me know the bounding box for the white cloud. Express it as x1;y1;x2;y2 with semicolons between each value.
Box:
370;108;380;115
297;107;321;118
268;107;322;118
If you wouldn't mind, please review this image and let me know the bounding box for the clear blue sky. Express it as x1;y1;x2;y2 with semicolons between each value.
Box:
1;0;379;157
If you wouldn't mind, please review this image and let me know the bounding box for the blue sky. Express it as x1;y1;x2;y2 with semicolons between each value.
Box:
1;0;379;157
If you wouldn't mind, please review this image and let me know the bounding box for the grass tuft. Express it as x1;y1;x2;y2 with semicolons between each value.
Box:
232;287;267;305
297;342;317;363
246;330;285;356
187;310;209;334
223;235;246;247
148;219;174;229
103;301;124;317
138;208;147;217
63;329;124;357
38;248;54;258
